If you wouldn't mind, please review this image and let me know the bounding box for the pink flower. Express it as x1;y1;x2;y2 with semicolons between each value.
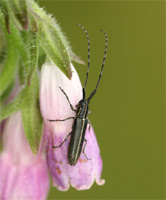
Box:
0;112;50;200
40;62;105;191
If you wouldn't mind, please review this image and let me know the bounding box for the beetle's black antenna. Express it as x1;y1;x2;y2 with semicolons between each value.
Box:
78;24;90;100
88;29;108;102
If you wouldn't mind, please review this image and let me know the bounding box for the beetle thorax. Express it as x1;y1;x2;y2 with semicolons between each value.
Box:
76;100;89;118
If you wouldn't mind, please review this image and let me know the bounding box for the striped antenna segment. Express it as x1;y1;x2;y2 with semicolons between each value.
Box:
88;29;108;101
78;24;90;91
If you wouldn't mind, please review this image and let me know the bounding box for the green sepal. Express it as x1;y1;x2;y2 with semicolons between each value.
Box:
21;74;43;154
0;79;14;105
69;52;85;65
38;46;46;71
27;30;39;85
0;0;10;34
0;50;7;68
18;60;26;85
31;1;72;79
18;30;30;85
0;52;18;96
0;86;27;121
6;0;28;30
0;17;19;96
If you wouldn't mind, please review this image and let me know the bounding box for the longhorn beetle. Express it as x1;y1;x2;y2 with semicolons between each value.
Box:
48;24;108;166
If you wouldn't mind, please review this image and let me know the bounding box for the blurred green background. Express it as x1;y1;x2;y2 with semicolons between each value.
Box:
38;1;165;199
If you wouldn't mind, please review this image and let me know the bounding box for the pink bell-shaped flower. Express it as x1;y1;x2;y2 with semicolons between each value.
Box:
40;62;105;191
0;112;50;200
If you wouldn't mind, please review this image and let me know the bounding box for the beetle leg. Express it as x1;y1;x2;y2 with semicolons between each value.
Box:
59;87;76;112
48;117;75;122
82;139;91;160
52;132;72;148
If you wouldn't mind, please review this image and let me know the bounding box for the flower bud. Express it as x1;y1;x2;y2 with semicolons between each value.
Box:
0;112;49;199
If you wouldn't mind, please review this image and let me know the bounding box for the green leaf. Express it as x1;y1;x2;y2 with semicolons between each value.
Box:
0;86;27;121
21;74;43;154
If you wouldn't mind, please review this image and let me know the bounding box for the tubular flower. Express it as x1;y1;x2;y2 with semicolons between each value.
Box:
0;112;50;200
40;62;105;191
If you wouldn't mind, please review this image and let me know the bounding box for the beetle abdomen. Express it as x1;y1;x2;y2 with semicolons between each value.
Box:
68;118;88;165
